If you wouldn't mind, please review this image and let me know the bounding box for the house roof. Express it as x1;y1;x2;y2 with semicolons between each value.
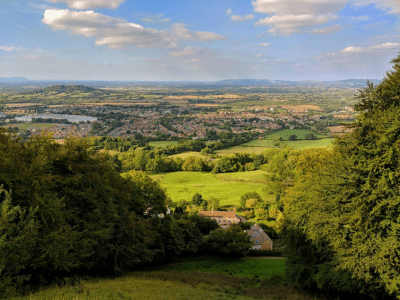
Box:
198;211;237;218
245;224;272;245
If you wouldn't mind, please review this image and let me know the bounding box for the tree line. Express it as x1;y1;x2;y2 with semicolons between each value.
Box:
272;55;400;299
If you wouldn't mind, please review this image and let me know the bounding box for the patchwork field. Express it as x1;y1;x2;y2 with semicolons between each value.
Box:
150;171;268;205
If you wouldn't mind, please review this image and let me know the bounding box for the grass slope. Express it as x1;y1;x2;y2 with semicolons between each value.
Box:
10;259;325;300
148;141;179;149
10;276;255;300
150;171;268;205
266;129;325;140
161;259;285;279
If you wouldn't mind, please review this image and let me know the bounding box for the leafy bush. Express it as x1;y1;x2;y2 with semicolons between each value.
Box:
206;225;252;257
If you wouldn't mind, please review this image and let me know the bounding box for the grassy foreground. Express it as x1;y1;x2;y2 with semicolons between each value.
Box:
161;258;285;278
150;170;269;205
9;258;324;300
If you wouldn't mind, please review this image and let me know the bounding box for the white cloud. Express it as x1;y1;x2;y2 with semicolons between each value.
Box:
46;0;126;9
169;46;199;57
42;9;225;49
252;0;349;36
0;46;17;52
258;43;272;47
141;16;170;24
341;42;400;53
231;14;254;21
226;8;232;15
141;17;154;23
355;0;400;14
256;14;338;36
252;0;348;15
312;24;342;35
171;23;225;42
317;42;400;59
351;15;370;21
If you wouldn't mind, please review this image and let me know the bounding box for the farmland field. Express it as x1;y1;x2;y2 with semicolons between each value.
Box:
148;141;179;149
265;129;326;140
171;151;203;159
150;171;269;205
216;138;332;155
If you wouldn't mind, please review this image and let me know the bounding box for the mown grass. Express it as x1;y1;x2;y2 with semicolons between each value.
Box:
150;171;268;205
160;259;285;279
148;141;179;149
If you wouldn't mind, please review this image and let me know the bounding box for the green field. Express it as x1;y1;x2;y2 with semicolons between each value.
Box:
161;258;285;279
150;171;269;205
216;138;332;155
266;129;326;140
171;151;203;159
148;141;179;149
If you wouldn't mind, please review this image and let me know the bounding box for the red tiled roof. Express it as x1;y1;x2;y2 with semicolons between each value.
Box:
199;211;237;218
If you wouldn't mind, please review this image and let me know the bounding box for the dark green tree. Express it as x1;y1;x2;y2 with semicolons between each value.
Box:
206;225;252;257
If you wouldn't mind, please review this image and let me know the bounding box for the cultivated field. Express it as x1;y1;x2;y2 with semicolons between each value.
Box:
150;171;268;205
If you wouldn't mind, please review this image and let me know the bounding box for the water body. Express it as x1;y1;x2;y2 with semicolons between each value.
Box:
15;114;97;123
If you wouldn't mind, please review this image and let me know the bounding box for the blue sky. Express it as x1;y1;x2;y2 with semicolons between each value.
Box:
0;0;399;81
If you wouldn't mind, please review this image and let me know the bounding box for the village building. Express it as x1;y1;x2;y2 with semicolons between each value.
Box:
198;210;241;229
245;224;273;250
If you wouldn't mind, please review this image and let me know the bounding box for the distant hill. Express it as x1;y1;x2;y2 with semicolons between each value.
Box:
0;77;31;83
214;79;381;87
24;84;100;95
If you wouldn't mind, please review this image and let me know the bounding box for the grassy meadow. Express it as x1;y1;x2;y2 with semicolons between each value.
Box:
217;138;332;155
9;258;324;300
161;258;285;278
265;129;326;140
148;141;179;149
150;171;269;205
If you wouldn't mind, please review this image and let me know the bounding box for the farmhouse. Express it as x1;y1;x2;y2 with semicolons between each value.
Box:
245;224;273;250
198;210;241;229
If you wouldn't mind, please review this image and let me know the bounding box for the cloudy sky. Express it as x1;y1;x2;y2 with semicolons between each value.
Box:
0;0;399;81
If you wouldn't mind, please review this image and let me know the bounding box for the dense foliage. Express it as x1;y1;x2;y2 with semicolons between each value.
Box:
280;55;400;299
0;131;240;298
